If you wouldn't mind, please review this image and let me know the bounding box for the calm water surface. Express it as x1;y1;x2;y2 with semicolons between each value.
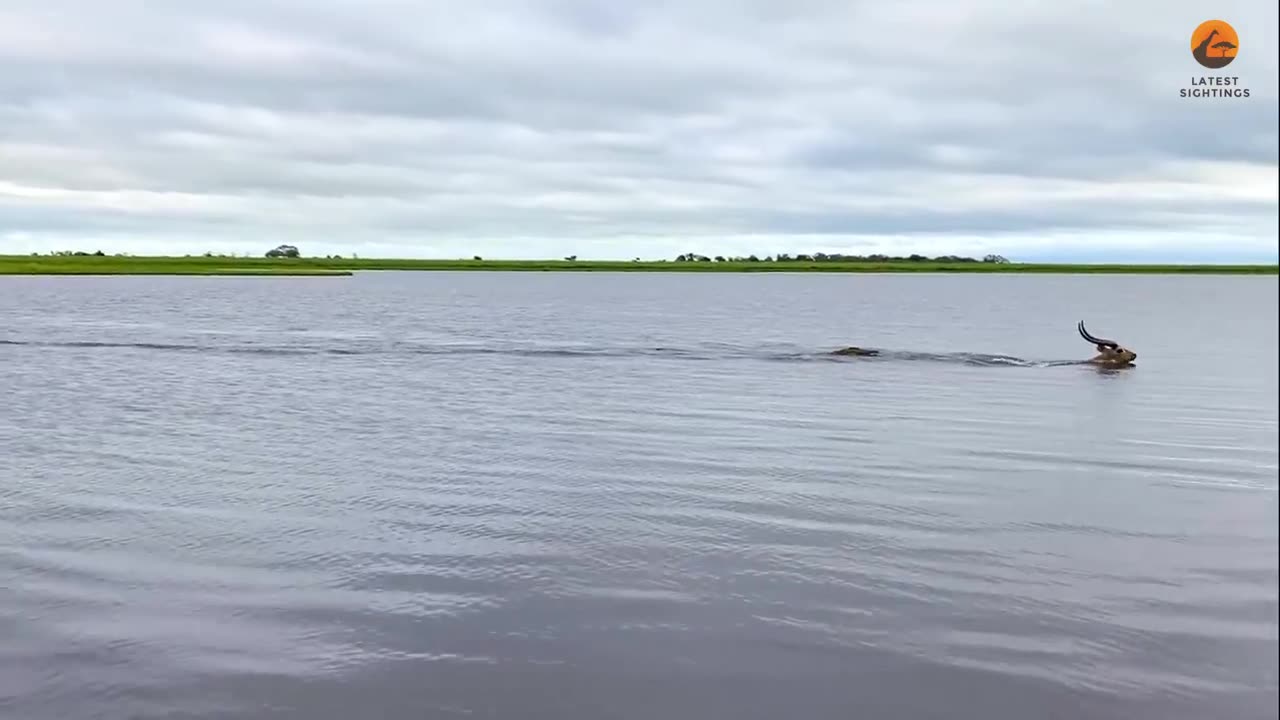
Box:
1;272;1276;720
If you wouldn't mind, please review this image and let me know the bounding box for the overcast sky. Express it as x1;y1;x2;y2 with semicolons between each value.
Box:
1;0;1276;261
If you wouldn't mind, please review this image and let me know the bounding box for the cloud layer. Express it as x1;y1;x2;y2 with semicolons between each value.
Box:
1;0;1277;261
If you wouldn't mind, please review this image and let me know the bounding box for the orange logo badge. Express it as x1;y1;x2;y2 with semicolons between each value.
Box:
1191;20;1238;69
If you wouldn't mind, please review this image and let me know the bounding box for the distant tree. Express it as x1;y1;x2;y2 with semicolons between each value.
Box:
564;255;577;261
662;250;991;264
982;254;1009;264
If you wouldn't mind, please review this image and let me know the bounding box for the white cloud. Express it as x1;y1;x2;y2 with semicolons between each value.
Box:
0;0;1275;261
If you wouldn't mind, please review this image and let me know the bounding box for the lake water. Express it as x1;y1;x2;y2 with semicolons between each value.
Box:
1;271;1276;720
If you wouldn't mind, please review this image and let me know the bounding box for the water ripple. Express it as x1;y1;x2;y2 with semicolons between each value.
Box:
2;336;1096;368
1;272;1275;720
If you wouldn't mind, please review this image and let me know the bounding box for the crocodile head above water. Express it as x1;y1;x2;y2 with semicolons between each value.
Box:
830;346;880;357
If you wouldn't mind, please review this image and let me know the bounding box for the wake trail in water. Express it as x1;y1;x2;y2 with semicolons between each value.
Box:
1;338;1089;368
842;350;1086;368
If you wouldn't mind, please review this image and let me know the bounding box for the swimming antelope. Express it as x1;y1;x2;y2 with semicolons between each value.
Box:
1078;320;1136;367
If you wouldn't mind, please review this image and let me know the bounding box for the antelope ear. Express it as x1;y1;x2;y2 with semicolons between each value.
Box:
1096;344;1108;352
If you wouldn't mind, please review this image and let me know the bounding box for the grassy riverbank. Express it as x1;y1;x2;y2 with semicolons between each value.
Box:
0;255;352;276
1;254;1276;275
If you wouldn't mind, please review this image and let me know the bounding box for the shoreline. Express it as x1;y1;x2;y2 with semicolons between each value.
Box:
2;255;1276;276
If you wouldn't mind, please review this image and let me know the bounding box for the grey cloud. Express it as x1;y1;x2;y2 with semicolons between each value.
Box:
0;0;1276;261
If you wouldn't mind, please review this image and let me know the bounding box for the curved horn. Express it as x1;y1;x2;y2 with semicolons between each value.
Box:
1078;320;1117;348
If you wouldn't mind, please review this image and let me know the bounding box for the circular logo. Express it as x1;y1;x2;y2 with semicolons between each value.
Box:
1191;20;1238;68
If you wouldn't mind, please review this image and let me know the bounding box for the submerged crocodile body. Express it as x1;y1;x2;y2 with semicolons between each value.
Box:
829;346;879;357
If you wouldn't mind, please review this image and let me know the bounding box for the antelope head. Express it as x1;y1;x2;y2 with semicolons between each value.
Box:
1078;320;1136;367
